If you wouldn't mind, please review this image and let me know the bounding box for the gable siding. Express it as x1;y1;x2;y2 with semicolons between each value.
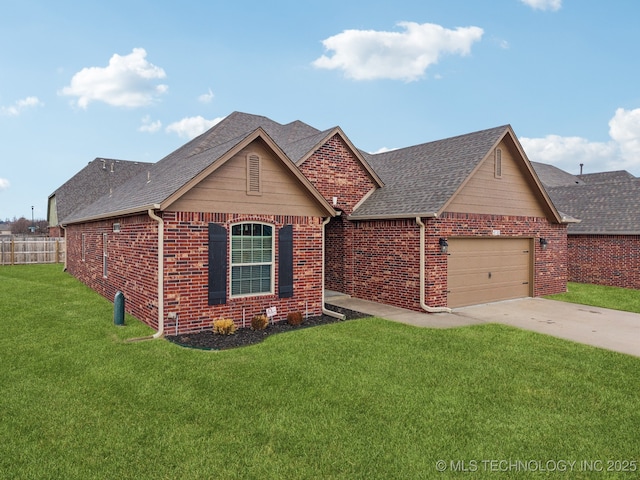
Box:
446;140;546;217
168;140;326;217
299;134;377;215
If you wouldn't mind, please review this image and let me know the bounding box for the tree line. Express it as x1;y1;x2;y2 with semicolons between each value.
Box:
0;217;49;235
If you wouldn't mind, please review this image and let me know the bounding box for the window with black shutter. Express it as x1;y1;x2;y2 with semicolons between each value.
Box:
208;223;227;305
278;225;293;298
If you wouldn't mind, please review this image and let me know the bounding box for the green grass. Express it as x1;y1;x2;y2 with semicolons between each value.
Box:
1;265;639;479
547;282;640;314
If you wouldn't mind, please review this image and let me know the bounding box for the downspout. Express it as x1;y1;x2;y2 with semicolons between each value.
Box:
60;224;67;271
416;217;451;313
322;216;346;320
147;208;165;338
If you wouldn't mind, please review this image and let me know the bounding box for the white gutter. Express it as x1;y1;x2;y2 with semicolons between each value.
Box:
147;208;165;339
415;217;451;314
321;216;346;320
60;224;67;271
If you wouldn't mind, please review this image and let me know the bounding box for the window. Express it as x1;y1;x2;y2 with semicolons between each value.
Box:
494;148;502;178
230;223;273;296
102;233;108;278
208;223;293;305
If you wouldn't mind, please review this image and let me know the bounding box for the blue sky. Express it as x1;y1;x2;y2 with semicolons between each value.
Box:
2;0;640;222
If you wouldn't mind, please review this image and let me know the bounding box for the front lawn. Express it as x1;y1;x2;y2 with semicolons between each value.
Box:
547;282;640;314
1;265;638;479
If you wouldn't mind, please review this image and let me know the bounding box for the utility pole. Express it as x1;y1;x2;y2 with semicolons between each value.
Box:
31;205;34;234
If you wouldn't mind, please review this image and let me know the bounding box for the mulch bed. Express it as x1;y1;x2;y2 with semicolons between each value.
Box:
165;305;371;350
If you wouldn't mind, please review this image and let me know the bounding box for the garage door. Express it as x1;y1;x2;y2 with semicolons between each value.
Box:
447;238;532;308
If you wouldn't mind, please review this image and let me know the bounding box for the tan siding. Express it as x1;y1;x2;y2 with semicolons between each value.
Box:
168;141;326;216
446;140;546;216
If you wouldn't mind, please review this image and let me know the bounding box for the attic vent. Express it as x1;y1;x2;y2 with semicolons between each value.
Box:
494;148;502;179
246;154;262;195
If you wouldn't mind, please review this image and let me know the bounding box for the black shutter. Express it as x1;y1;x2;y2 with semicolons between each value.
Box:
208;223;227;305
278;224;294;298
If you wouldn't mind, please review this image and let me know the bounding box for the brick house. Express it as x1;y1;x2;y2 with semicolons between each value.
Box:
59;112;570;335
533;162;640;289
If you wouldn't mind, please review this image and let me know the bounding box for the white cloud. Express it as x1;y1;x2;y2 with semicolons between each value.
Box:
0;178;10;190
60;48;168;108
520;107;640;174
165;116;224;139
1;96;43;116
608;107;640;170
198;88;214;103
520;135;616;174
312;21;484;81
520;0;562;11
370;146;397;154
139;115;162;133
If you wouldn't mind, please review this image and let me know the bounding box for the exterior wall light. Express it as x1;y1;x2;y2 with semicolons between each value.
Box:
539;237;548;250
439;237;449;254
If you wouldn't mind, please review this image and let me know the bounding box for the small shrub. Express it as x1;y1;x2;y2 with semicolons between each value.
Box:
251;314;269;331
212;318;236;335
287;311;303;326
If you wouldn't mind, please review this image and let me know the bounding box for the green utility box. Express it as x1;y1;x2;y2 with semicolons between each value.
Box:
114;291;125;326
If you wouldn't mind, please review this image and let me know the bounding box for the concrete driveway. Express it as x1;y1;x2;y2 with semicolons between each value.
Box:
451;298;640;358
325;293;640;357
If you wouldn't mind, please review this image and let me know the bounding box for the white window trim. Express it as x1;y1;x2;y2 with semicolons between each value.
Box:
229;221;274;298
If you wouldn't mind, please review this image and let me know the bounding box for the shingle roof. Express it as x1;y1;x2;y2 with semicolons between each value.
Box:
50;158;153;225
547;180;640;234
62;112;331;223
60;113;555;225
533;162;640;234
530;161;585;187
578;170;636;184
351;125;510;218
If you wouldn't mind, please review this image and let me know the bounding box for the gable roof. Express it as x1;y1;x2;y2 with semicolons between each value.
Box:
48;158;153;226
62;113;344;224
534;163;640;234
578;170;636;184
351;125;563;222
530;161;586;187
58;112;564;226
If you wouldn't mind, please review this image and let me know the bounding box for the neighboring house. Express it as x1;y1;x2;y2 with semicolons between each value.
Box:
532;162;640;289
59;112;570;335
47;158;153;237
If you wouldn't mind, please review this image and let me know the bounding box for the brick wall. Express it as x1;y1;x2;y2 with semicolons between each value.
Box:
162;212;324;334
325;212;567;311
66;214;160;329
299;134;377;215
568;234;640;289
66;212;325;334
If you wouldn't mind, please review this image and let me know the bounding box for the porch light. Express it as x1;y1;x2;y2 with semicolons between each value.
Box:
539;237;548;250
439;237;448;254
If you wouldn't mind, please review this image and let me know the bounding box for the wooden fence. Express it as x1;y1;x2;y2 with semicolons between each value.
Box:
0;236;65;265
